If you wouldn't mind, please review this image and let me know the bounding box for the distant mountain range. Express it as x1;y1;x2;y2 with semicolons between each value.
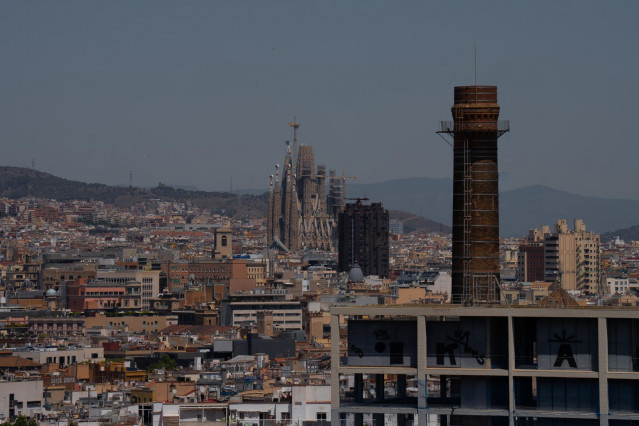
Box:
388;210;451;234
601;225;639;243
1;167;637;238
349;177;639;237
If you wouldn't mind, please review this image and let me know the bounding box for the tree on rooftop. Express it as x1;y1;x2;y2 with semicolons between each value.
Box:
146;353;177;372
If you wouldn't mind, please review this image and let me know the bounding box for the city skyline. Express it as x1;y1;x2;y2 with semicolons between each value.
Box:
1;1;638;199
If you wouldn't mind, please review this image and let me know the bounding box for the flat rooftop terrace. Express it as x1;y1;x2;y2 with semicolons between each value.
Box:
331;304;639;318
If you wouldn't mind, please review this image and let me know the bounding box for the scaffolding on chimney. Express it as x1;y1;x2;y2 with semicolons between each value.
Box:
437;119;510;305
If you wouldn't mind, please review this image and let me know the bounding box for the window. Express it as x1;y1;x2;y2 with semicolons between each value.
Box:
390;342;404;364
317;413;327;421
221;235;228;246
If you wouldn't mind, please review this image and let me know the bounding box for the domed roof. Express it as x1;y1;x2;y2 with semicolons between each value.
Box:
46;288;58;297
348;263;364;283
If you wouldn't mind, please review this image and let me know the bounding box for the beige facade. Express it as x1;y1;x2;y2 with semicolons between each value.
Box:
229;301;303;331
0;379;43;418
306;312;331;344
256;310;274;336
395;287;428;304
86;313;178;333
541;219;601;293
213;228;232;260
247;261;267;286
42;264;97;291
96;269;160;309
13;346;104;366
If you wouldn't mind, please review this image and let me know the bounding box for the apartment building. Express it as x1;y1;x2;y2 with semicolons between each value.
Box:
0;380;44;420
66;279;143;312
13;346;104;366
521;219;601;293
96;269;160;309
220;292;303;331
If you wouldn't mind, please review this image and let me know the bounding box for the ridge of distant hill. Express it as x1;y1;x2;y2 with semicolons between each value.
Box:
349;177;639;237
389;210;451;234
3;168;635;237
0;167;453;233
602;224;639;243
0;166;267;218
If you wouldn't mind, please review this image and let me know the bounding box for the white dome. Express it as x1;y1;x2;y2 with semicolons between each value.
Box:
348;263;364;283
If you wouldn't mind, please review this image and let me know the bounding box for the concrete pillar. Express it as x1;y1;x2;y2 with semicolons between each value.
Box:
507;316;515;426
330;313;341;426
440;376;447;401
397;414;407;426
485;317;492;369
397;374;407;398
354;374;363;403
598;317;609;426
373;413;384;426
417;315;427;426
375;374;384;402
374;373;385;425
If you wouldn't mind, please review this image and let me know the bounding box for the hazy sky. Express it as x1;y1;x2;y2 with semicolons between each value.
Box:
1;1;637;199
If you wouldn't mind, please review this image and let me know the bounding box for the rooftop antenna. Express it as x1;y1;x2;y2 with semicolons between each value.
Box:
474;44;478;102
474;44;477;86
351;214;355;268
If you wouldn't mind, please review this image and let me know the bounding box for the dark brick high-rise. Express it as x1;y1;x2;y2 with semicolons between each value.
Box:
441;86;509;304
338;200;389;278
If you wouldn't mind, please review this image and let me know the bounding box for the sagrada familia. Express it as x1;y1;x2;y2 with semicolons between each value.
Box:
267;119;345;252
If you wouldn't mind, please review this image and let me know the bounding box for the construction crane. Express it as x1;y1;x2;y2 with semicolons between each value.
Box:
330;173;357;208
318;173;356;181
288;117;300;171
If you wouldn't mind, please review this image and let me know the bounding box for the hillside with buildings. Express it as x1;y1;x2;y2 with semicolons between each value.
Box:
0;166;268;218
602;224;639;243
388;210;451;234
0;167;453;232
6;166;638;238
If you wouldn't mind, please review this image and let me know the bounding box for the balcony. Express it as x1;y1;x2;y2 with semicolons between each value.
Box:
437;120;510;136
